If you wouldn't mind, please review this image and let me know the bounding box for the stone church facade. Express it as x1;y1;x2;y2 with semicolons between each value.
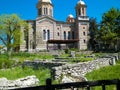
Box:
20;0;89;51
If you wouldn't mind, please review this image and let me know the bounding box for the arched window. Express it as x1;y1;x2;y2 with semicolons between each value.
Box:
43;30;46;40
24;30;27;41
38;8;42;15
46;8;48;15
84;39;86;43
50;9;52;16
44;8;46;15
47;30;50;40
68;31;71;39
78;8;81;16
82;8;84;16
72;31;75;39
83;32;86;36
57;32;60;36
64;31;66;40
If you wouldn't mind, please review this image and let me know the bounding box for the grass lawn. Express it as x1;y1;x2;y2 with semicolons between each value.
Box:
0;67;50;85
0;52;54;65
0;52;96;65
85;60;120;90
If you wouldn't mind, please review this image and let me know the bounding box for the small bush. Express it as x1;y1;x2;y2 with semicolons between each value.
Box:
64;49;69;54
70;48;79;52
64;48;78;54
0;58;15;69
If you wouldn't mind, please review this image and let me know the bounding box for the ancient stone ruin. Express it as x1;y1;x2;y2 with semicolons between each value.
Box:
0;75;39;90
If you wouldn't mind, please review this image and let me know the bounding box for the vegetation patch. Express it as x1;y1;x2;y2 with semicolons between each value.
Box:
0;54;15;69
116;60;120;64
85;64;120;90
0;52;54;65
70;57;94;63
0;66;50;85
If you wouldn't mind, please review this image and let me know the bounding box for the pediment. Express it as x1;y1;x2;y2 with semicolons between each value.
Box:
36;16;56;24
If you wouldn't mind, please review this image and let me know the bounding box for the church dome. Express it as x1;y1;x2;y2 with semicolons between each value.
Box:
68;14;74;18
67;14;75;23
40;0;52;4
77;0;85;5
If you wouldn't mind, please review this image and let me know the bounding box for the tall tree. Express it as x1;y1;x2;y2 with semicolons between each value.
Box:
89;18;99;50
99;8;120;51
0;14;28;52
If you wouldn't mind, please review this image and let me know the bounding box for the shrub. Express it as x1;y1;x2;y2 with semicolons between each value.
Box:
64;49;69;54
0;58;15;69
70;48;79;52
64;48;79;54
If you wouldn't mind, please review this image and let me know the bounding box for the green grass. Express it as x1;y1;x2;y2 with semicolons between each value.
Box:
70;57;94;62
12;52;54;60
86;65;120;80
0;52;54;64
0;67;50;85
60;53;70;58
116;60;120;64
0;52;102;64
85;64;120;90
59;53;95;63
0;54;15;69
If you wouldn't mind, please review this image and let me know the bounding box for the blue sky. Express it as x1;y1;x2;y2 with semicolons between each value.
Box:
0;0;120;23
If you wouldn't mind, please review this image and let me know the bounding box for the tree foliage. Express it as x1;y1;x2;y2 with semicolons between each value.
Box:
99;8;120;51
0;14;28;52
89;18;99;50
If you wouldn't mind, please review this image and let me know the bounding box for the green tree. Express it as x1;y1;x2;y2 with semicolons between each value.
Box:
99;8;120;51
0;14;28;53
89;18;99;50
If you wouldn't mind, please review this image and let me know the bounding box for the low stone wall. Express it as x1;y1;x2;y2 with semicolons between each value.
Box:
22;56;117;82
118;52;120;59
0;75;39;90
22;60;66;69
52;57;116;80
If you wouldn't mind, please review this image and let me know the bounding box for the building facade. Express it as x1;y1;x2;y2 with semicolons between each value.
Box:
20;0;89;51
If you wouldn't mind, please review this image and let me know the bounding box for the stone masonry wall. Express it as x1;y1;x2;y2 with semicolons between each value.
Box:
22;60;66;69
0;75;39;90
22;56;117;81
52;57;116;80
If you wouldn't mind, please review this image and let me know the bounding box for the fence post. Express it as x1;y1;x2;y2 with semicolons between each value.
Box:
86;85;90;90
117;80;120;90
46;78;53;90
102;84;105;90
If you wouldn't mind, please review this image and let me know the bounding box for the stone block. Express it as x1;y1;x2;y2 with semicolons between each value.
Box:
118;52;120;59
71;51;75;58
0;75;39;89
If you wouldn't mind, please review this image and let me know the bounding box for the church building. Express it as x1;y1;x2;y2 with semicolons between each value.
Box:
20;0;89;51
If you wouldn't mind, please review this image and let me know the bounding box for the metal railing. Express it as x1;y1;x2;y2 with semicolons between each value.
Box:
15;79;120;90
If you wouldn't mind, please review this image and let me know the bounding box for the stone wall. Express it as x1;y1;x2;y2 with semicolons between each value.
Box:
22;60;66;69
52;57;116;80
22;56;117;81
0;75;39;90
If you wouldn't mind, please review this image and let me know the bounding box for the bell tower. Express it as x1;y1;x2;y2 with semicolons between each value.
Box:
36;0;53;17
76;0;87;17
75;0;90;50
